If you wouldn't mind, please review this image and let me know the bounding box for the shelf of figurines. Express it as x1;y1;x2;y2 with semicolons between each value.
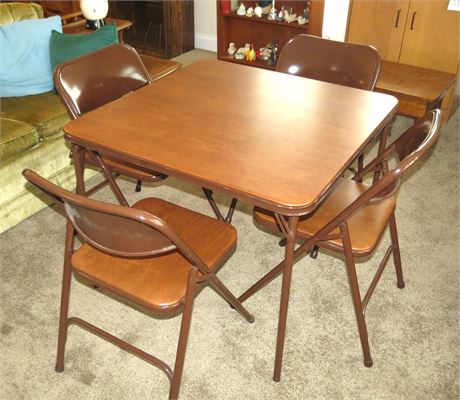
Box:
222;11;309;30
221;42;279;70
221;2;311;28
220;55;277;71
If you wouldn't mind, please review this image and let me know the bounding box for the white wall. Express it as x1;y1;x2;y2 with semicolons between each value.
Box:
194;0;218;51
322;0;350;41
193;0;351;51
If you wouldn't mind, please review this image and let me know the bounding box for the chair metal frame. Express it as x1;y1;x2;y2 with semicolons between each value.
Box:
240;110;442;369
275;33;385;253
23;169;254;399
53;43;167;201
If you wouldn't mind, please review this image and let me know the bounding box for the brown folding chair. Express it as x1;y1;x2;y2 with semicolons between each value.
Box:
22;169;254;400
277;34;382;179
240;109;442;368
276;34;381;91
276;33;383;251
53;43;168;201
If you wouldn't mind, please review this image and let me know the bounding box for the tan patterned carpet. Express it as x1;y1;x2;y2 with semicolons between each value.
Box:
1;53;459;400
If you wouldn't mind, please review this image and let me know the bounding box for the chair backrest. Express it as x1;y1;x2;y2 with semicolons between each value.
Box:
22;169;189;259
319;109;442;236
276;34;381;91
53;43;152;119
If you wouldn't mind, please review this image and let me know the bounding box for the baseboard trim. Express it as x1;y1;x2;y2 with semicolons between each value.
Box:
194;34;217;52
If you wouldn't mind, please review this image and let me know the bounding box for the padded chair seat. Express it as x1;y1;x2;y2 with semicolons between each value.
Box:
72;197;237;312
139;54;181;82
0;118;40;164
85;150;166;181
254;178;396;256
1;92;69;140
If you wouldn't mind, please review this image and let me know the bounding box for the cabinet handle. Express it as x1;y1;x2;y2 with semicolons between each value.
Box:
410;12;417;30
395;9;401;27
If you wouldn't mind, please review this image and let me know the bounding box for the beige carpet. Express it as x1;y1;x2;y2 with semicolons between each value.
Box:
1;60;458;399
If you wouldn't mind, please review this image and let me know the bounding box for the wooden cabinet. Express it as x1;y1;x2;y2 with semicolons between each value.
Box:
346;0;410;62
38;1;80;16
217;0;324;70
346;0;459;117
108;1;194;59
398;1;459;73
40;0;195;59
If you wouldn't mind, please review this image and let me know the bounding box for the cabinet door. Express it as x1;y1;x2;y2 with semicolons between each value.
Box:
346;0;410;62
399;0;460;73
38;1;80;16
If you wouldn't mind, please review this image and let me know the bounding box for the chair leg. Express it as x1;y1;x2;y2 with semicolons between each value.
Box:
55;221;74;372
169;268;198;400
340;223;373;368
389;212;405;289
208;275;254;323
357;153;364;174
135;180;142;192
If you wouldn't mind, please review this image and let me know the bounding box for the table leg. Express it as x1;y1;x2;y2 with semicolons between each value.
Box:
202;188;238;224
273;215;298;382
72;144;86;195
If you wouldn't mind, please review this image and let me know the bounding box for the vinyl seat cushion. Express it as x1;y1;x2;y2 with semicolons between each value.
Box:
254;178;396;256
71;198;237;312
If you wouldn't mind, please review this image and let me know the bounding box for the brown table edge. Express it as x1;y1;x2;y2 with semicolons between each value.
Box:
64;99;397;218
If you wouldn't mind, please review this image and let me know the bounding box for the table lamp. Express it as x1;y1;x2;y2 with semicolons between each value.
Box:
80;0;108;30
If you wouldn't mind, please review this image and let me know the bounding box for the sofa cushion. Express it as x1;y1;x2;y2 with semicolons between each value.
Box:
0;118;40;164
49;22;119;72
0;15;62;97
0;3;44;26
1;92;70;140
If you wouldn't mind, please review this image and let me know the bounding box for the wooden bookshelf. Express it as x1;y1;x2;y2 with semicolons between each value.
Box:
217;0;324;70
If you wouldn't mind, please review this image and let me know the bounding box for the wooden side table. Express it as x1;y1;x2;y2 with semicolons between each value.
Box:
62;15;133;41
61;14;181;82
376;61;457;120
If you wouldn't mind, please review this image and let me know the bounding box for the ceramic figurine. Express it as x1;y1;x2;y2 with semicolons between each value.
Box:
304;1;310;22
227;42;237;58
268;0;277;20
244;43;251;56
283;9;297;23
247;44;256;61
276;6;284;21
262;42;277;65
235;47;246;59
254;4;262;17
236;3;246;15
259;0;272;13
297;15;307;25
259;45;272;62
245;6;254;17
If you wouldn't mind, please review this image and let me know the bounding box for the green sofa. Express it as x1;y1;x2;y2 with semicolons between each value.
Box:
0;3;84;233
0;3;181;233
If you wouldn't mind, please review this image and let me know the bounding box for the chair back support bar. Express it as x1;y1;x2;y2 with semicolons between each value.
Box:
22;169;177;258
53;43;152;119
328;109;441;237
276;34;381;91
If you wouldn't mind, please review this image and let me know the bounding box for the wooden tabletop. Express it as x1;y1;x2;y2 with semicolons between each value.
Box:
64;60;398;216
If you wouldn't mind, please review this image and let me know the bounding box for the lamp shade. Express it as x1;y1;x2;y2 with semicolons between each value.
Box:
80;0;108;20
